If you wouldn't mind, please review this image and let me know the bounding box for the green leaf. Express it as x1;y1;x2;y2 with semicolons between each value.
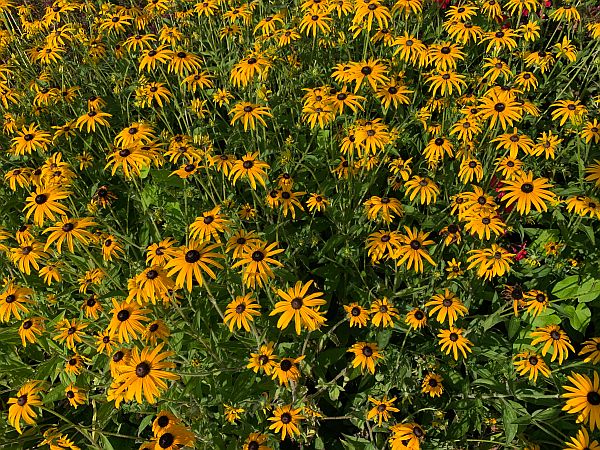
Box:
577;278;600;303
138;414;153;435
552;275;579;299
563;304;591;332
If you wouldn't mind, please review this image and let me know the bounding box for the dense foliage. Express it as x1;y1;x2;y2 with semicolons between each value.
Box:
1;0;600;449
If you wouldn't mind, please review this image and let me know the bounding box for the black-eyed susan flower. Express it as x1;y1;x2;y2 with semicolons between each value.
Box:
563;428;600;450
513;351;551;383
390;423;426;449
154;424;195;449
8;381;43;434
344;303;370;328
108;299;150;343
438;327;473;360
425;290;468;327
74;110;112;133
18;317;45;347
54;318;88;350
364;195;403;223
229;152;270;190
164;241;224;292
223;293;261;332
65;353;86;376
65;384;86;408
478;92;522;130
268;405;304;441
500;171;555;215
348;342;383;374
243;433;271;450
0;283;32;322
272;355;305;386
422;373;443;397
530;325;574;364
81;294;102;319
11;123;51;156
370;297;399;328
24;184;70;226
580;338;600;365
114;343;178;404
394;227;436;273
247;342;278;375
270;280;327;334
43;217;96;253
367;396;399;426
231;241;284;289
189;206;230;243
229;102;272;132
404;176;440;205
562;372;600;431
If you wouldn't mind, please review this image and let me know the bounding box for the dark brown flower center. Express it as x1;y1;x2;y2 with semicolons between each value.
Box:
135;362;151;377
251;251;264;262
280;359;292;371
520;183;534;193
185;250;201;263
587;391;600;406
117;310;130;321
35;194;48;204
17;394;28;406
550;330;560;340
362;345;373;357
494;102;505;112
158;432;174;448
528;356;538;365
291;298;303;309
280;412;292;424
449;332;459;342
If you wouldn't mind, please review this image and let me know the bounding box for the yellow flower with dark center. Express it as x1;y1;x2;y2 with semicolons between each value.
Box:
365;230;402;263
272;355;305;386
75;110;112;133
500;171;555;215
4;167;31;191
364;195;403;222
425;290;468;326
445;258;464;279
562;371;600;431
467;244;514;280
23;184;70;226
404;176;440;205
551;99;587;127
96;331;116;355
143;320;170;345
152;410;179;435
394;227;436;273
344;303;370;328
582;120;600;144
115;122;155;149
42;217;96;253
404;307;427;330
164;241;224;292
8;381;43;434
495;156;523;179
247;342;278;375
390;423;426;449
65;384;86;408
580;338;600;365
422;373;443;397
135;266;174;304
65;353;86;376
229;102;272;131
348;341;383;374
189;206;230;243
513;351;551;383
99;14;133;34
438;327;473;360
224;404;245;423
17;314;44;346
531;325;574;364
81;294;102;319
115;343;178;404
271;280;327;334
229;152;270;189
367;396;399;426
146;238;178;267
563;427;600;450
478;92;522;130
11;123;51;156
231;241;284;289
347;58;389;92
168;50;202;76
268;404;304;440
102;234;124;261
278;189;306;219
54;318;88;350
299;10;332;36
463;211;505;240
306;193;329;213
10;241;49;275
427;70;466;97
428;42;464;72
522;289;550;318
550;5;581;22
483;28;519;52
243;433;271;450
0;283;32;322
153;424;195;449
108;299;150;343
370;297;399;327
225;230;261;259
138;45;174;72
223;293;261;332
